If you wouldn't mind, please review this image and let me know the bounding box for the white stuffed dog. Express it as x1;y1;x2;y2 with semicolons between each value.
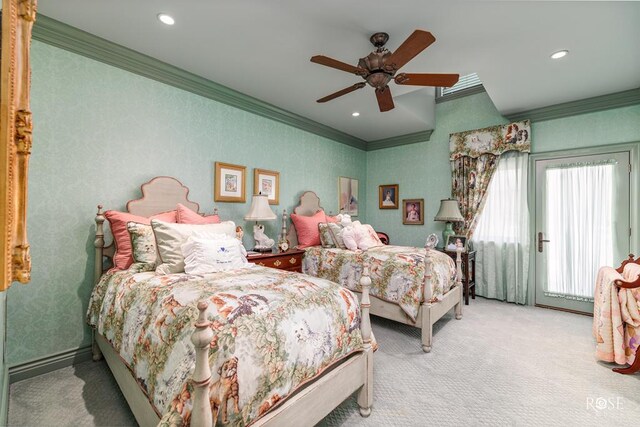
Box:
253;224;275;249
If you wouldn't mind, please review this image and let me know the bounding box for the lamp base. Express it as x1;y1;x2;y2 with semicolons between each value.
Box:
442;222;455;246
253;246;274;253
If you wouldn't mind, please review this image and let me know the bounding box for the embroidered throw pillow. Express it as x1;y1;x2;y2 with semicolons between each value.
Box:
318;223;336;248
104;209;177;270
181;236;250;274
126;222;158;271
151;220;236;274
176;203;221;224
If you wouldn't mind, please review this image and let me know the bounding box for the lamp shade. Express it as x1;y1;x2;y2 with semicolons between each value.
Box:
244;194;276;221
434;199;463;222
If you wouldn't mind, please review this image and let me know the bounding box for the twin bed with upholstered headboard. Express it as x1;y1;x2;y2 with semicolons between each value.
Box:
89;177;373;426
287;191;464;353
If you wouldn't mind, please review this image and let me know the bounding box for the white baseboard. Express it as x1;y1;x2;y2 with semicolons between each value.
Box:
9;345;93;384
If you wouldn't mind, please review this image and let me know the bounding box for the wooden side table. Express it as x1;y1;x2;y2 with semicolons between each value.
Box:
246;249;304;273
438;249;476;305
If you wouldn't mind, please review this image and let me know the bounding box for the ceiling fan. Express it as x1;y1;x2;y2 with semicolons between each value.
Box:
311;30;459;112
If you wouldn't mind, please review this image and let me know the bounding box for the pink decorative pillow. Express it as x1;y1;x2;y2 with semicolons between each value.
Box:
176;203;220;224
326;215;339;223
358;224;384;250
105;209;176;270
291;210;327;248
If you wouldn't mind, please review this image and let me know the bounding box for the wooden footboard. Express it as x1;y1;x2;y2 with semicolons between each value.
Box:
188;262;374;426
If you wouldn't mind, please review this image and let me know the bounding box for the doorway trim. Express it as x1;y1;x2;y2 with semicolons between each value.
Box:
527;141;640;306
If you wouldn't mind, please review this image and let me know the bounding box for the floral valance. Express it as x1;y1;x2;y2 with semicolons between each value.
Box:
449;120;531;160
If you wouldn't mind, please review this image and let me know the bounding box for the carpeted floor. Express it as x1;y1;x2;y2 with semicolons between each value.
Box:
8;298;639;426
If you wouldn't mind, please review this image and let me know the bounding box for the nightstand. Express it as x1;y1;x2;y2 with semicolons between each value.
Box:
437;248;476;305
246;249;305;273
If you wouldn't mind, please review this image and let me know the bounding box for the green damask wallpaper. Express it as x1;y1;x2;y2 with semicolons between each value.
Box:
6;41;367;366
365;92;640;247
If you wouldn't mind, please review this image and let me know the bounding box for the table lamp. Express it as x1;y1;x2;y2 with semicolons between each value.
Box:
434;199;464;246
244;193;277;252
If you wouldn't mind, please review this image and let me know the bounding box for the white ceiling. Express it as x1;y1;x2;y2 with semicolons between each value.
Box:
38;1;640;142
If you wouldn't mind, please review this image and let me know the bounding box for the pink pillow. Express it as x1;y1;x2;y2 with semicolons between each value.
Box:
291;210;327;248
176;203;220;224
326;215;339;223
105;209;176;270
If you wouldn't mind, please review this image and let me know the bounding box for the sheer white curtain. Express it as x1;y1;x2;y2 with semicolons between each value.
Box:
543;161;614;300
472;152;529;304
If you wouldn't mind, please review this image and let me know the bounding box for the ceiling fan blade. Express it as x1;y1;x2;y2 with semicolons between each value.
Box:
375;86;395;112
385;30;436;72
317;82;366;103
311;55;366;75
395;73;460;87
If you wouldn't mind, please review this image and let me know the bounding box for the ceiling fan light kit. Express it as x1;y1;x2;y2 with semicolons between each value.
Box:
311;30;459;112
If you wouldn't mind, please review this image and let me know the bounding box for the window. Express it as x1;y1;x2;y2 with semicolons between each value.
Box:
438;73;482;98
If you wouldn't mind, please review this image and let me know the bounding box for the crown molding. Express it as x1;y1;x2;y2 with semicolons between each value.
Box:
32;15;368;151
505;87;640;123
367;130;433;151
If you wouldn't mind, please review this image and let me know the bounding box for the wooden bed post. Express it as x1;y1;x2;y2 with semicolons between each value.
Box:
454;245;463;320
357;261;373;417
191;301;214;427
421;248;434;353
92;205;106;361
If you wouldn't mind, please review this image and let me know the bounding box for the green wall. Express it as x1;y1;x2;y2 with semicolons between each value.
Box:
0;293;7;424
365;91;640;247
6;41;367;366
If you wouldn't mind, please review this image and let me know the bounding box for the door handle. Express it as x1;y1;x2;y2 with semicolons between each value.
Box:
538;232;550;252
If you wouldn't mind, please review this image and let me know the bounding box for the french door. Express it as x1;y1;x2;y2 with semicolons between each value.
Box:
534;151;630;314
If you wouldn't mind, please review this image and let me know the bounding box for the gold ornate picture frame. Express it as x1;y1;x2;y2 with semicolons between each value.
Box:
253;168;280;205
1;0;37;290
214;162;246;203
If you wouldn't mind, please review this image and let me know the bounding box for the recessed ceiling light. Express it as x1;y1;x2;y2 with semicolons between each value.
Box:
352;112;360;117
157;13;175;26
550;50;568;59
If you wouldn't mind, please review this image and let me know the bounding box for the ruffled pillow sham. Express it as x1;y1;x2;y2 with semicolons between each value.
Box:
181;235;250;274
151;220;236;274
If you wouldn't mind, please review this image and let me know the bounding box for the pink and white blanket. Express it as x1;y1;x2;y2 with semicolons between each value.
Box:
593;263;640;365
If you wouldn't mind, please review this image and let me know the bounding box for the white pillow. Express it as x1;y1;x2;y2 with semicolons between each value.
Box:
151;219;236;274
357;224;384;250
182;236;250;274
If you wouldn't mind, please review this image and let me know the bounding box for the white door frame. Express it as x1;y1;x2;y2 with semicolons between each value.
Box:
527;141;640;307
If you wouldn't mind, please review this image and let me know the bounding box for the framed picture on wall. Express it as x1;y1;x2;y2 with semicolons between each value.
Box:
338;177;359;216
445;235;468;252
402;199;424;225
214;162;246;202
379;184;399;209
254;168;279;204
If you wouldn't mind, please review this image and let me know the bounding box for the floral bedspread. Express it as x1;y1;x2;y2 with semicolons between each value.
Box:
303;245;456;322
593;263;640;365
87;266;365;426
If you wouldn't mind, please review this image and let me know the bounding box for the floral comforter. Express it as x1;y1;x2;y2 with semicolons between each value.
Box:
87;266;365;426
303;245;456;322
593;262;640;365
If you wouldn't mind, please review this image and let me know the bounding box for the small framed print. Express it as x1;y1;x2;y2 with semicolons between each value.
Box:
445;235;468;252
214;162;246;203
379;184;399;209
402;199;424;225
254;168;280;205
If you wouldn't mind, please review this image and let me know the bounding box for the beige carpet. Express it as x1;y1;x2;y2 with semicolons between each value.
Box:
9;298;639;426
